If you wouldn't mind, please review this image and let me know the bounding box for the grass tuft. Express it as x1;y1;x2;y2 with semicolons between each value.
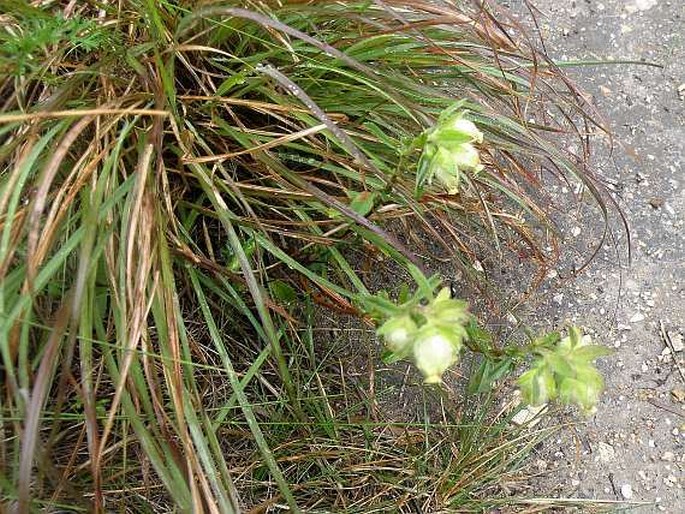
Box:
0;0;612;511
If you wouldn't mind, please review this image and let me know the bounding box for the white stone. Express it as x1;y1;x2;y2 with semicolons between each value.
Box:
596;442;616;463
661;451;675;462
630;312;645;323
668;332;684;352
621;484;634;499
629;0;658;12
511;404;548;427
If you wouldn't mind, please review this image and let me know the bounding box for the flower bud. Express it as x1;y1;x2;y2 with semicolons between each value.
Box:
378;315;417;355
412;326;460;383
450;142;482;172
426;289;469;327
517;366;556;406
447;117;484;144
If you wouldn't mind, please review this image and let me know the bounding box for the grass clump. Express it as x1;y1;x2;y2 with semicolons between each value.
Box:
0;0;610;511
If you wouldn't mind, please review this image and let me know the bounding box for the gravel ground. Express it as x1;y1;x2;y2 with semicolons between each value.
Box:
504;0;685;511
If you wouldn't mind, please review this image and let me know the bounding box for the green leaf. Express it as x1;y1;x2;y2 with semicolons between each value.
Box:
572;345;613;363
568;326;583;348
397;282;411;304
436;100;468;124
518;366;556;406
468;356;513;395
269;280;297;304
415;144;436;191
465;320;493;353
347;190;377;217
428;128;474;146
543;352;575;378
533;331;561;349
217;71;248;96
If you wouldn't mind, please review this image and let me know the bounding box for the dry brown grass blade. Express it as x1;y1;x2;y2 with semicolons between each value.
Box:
0;109;169;124
97;143;157;461
154;232;207;512
26;116;94;286
17;299;71;513
184;123;327;163
32;143;111;281
383;0;518;50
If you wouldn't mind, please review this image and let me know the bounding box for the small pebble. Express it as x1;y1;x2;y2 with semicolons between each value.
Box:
621;483;633;499
661;451;675;462
596;442;616;463
630;312;645;323
668;332;684;352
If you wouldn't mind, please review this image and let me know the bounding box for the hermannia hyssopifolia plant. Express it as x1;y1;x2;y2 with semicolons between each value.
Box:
363;106;611;416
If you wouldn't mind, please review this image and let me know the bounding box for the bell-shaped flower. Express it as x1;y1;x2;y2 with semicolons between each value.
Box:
446;117;484;144
377;314;417;356
429;142;483;194
429;146;460;193
450;142;482;172
558;367;604;415
517;364;557;406
412;325;461;383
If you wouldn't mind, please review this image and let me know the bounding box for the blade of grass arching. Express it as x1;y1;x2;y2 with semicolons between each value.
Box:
296;63;420;125
189;270;300;513
176;6;375;78
17;299;71;513
25;117;95;284
0;109;170;125
187;162;304;419
255;63;382;181
520;122;616;270
181;392;240;513
0;122;67;284
212;343;271;428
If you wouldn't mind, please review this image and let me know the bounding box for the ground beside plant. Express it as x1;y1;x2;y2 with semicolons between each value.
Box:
504;0;685;511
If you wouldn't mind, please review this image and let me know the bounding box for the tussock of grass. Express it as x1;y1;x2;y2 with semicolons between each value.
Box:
0;0;610;511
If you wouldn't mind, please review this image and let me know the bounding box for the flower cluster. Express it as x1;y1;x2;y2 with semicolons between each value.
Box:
418;112;484;193
377;287;469;383
517;327;611;415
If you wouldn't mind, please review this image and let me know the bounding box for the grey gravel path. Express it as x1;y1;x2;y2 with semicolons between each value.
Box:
504;0;685;511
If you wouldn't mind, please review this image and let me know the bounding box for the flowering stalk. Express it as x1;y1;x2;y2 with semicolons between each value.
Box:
371;286;470;384
416;106;485;194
